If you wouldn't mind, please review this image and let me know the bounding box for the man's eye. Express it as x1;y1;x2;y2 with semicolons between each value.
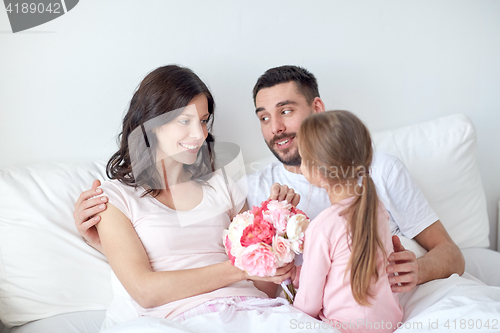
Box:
260;116;270;122
201;119;208;124
282;110;292;115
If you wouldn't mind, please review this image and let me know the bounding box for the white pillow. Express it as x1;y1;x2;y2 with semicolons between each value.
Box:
0;161;113;327
372;114;489;248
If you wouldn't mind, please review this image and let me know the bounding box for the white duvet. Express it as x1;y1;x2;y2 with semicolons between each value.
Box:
101;273;500;333
395;274;500;332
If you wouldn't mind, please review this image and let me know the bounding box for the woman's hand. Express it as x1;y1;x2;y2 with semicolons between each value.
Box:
268;183;300;207
244;261;296;284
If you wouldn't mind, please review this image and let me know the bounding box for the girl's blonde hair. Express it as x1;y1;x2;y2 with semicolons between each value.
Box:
297;110;386;306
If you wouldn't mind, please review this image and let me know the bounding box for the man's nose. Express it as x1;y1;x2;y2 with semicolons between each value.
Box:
271;117;285;135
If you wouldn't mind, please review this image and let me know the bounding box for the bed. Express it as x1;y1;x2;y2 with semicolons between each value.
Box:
1;113;499;332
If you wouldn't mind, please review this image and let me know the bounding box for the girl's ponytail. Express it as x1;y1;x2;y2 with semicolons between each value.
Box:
298;110;387;306
346;172;386;306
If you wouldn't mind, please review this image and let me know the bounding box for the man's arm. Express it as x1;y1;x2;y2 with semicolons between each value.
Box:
414;221;465;283
73;179;108;254
388;221;465;292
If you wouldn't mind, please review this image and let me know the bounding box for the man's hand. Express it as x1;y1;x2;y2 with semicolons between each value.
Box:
387;235;418;293
268;183;300;207
73;179;107;253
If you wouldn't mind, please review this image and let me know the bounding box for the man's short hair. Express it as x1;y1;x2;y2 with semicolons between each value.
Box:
252;65;320;105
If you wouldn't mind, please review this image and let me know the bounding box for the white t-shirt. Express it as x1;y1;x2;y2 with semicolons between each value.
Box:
245;151;438;240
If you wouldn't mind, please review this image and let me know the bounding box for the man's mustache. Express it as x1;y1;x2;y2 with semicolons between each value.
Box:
269;133;296;146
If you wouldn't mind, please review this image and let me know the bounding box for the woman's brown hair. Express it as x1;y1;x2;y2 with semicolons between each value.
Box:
298;110;386;306
107;65;215;197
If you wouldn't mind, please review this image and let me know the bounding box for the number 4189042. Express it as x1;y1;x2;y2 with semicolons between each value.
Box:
5;3;61;14
444;319;498;330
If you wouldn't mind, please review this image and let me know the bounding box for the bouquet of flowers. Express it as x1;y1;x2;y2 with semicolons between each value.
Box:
222;199;310;303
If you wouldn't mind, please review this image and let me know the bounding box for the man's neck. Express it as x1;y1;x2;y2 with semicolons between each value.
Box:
283;164;302;174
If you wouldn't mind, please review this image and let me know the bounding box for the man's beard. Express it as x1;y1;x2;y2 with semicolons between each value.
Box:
266;133;302;166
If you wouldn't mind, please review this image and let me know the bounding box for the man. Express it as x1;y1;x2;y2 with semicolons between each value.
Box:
246;65;464;292
74;65;464;293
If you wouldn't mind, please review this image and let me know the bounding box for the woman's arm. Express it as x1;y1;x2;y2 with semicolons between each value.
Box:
96;203;292;308
96;203;246;308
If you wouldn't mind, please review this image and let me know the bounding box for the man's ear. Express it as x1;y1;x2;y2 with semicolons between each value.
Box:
312;97;326;113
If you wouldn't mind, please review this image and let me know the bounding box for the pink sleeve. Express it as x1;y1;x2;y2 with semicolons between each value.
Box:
293;228;331;319
95;181;131;221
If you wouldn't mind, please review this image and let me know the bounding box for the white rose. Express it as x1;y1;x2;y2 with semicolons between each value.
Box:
228;211;254;245
286;214;309;254
286;214;309;240
289;239;304;254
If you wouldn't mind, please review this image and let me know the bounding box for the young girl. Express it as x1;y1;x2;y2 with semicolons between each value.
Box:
293;110;403;333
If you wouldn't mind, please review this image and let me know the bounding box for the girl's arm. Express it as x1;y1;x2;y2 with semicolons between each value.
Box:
96;203;291;308
293;231;331;319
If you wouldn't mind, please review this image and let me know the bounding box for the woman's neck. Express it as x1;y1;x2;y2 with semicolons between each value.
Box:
156;158;190;189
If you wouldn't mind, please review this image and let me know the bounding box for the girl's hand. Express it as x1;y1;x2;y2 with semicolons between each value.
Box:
268;183;301;207
244;261;296;284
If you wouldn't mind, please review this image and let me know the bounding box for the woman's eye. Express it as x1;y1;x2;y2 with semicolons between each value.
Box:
179;119;189;125
201;119;208;124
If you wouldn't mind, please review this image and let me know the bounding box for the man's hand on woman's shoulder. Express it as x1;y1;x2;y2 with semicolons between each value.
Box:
73;179;107;253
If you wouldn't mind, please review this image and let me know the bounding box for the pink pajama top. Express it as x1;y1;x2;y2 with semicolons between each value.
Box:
99;170;267;321
293;197;403;333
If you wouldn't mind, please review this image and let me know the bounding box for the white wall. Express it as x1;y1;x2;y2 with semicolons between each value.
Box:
1;0;499;249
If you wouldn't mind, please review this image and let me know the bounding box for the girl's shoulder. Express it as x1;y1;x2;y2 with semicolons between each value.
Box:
309;201;349;233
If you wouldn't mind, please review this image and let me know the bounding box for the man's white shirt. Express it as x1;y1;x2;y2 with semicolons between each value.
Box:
244;151;438;240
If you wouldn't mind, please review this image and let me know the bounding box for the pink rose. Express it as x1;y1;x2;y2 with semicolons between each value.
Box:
263;208;290;236
238;243;277;277
240;220;275;246
290;206;307;216
267;200;292;211
223;233;236;265
251;199;271;216
272;235;295;265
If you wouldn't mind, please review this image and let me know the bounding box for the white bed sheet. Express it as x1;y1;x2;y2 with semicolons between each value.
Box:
94;274;500;333
2;311;105;333
4;274;500;333
395;274;500;332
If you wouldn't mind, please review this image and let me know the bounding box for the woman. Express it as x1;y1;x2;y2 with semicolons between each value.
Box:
95;65;333;332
